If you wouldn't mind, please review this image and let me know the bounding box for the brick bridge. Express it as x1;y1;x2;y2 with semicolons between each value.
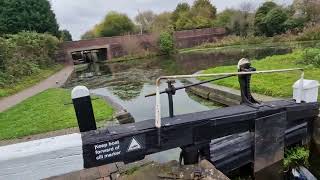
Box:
58;27;226;63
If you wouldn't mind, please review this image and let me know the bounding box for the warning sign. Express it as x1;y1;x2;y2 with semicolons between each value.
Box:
94;140;121;161
85;134;146;167
127;137;142;152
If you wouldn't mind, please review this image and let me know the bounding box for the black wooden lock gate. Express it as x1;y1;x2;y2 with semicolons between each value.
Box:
72;60;319;177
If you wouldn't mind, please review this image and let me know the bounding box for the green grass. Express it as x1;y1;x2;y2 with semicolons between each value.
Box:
0;64;63;99
180;42;275;54
179;40;320;54
200;50;320;98
0;88;114;140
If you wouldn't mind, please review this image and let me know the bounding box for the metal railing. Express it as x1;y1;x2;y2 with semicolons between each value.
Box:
154;68;304;129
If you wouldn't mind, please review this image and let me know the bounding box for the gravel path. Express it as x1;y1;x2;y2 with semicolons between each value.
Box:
0;65;74;112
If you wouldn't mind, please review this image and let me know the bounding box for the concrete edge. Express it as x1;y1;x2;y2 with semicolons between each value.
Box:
185;77;281;106
91;92;135;124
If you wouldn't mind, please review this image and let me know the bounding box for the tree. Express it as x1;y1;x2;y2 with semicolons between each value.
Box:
171;3;191;26
95;12;134;37
284;17;305;32
60;30;72;41
171;0;217;30
0;0;59;37
191;0;216;19
293;0;320;23
214;9;237;27
214;8;253;36
239;1;254;13
135;10;156;33
175;11;194;30
264;7;288;36
81;30;96;40
254;2;289;36
151;12;172;33
190;0;217;28
254;1;278;35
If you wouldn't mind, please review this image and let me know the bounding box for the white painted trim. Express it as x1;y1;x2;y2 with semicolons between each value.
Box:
71;86;90;99
0;133;84;180
237;58;250;70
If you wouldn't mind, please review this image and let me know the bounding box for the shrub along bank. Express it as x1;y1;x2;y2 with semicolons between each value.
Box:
188;25;320;51
200;50;320;98
0;32;61;98
0;88;114;140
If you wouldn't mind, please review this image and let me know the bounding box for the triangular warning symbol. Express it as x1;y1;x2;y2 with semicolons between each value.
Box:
127;137;141;152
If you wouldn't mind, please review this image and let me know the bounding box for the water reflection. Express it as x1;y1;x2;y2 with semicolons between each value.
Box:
92;81;216;121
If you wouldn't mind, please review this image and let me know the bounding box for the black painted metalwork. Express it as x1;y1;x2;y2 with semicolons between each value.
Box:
72;96;96;132
145;75;234;98
166;80;176;118
79;100;318;170
145;75;234;118
238;60;259;105
72;62;319;177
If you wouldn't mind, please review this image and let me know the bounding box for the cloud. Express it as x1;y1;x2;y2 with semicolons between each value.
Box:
50;0;292;40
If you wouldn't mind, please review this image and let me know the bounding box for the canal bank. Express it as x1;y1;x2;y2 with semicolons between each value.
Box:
185;72;280;106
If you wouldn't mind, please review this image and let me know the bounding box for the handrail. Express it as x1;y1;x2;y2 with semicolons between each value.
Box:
154;68;304;129
145;75;234;98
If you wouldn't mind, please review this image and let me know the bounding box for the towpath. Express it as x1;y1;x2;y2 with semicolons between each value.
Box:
0;65;74;112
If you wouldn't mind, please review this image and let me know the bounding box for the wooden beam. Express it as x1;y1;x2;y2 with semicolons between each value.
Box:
0;100;318;179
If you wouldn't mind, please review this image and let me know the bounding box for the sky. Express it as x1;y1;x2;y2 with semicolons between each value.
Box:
49;0;293;40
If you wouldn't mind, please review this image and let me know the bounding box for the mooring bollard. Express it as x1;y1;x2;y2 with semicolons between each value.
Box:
71;86;97;132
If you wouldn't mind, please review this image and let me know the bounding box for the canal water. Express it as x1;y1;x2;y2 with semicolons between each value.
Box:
65;47;294;163
66;55;233;162
66;56;226;121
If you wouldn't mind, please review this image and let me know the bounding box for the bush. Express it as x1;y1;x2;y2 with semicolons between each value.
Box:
0;32;59;86
284;17;305;32
284;146;309;170
296;24;320;41
198;35;268;49
0;37;8;72
158;31;175;55
264;7;288;36
300;48;320;67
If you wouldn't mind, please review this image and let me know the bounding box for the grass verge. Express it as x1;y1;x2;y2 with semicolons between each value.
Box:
179;40;320;54
0;64;64;98
200;50;320;98
0;88;114;140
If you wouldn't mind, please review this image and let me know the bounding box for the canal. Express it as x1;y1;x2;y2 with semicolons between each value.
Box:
65;47;293;163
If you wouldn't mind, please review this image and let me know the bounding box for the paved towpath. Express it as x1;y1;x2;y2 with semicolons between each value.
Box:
0;65;74;112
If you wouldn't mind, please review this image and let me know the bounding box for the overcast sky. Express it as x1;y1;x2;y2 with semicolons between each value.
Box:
49;0;293;40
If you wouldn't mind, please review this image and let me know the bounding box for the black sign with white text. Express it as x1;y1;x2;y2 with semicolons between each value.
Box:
82;134;146;168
